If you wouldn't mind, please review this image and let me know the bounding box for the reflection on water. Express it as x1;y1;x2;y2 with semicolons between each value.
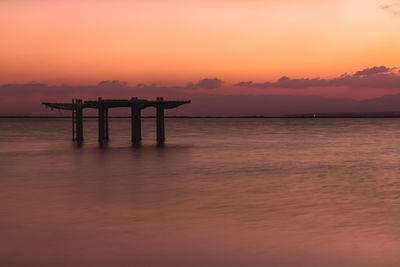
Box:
1;118;400;266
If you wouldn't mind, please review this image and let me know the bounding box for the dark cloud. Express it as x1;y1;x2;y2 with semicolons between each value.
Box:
3;74;400;116
0;77;223;100
0;78;219;116
187;78;224;90
234;66;400;89
354;66;391;76
0;83;50;96
234;81;253;87
234;77;330;89
97;80;127;87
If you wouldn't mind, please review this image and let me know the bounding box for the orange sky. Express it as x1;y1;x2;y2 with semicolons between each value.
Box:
0;0;399;87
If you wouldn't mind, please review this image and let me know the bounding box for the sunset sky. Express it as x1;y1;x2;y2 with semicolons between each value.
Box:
0;0;399;114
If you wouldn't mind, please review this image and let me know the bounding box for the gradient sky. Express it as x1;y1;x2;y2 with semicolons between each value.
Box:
0;0;399;114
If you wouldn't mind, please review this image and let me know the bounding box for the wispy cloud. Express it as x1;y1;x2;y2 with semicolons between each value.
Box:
234;66;400;89
379;2;400;16
186;78;224;90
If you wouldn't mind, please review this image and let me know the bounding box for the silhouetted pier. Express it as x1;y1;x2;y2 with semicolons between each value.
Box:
42;97;190;145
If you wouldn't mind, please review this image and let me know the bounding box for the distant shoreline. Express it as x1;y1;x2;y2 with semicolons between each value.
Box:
2;114;400;119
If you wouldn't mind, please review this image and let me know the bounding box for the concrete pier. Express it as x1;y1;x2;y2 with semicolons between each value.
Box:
98;108;106;143
72;99;75;141
75;99;83;143
42;97;190;146
105;108;109;141
131;105;142;145
97;97;109;143
156;97;165;145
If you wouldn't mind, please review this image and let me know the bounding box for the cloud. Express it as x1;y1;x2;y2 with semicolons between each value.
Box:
379;2;400;16
0;77;224;101
97;80;128;87
380;4;393;9
187;78;224;90
234;66;400;89
353;66;391;76
234;77;330;89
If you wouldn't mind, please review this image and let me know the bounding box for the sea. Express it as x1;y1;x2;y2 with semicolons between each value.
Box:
1;118;400;266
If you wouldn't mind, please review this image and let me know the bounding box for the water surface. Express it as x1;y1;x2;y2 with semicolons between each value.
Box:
1;118;400;266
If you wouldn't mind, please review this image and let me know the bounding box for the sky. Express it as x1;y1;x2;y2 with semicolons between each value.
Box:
0;0;399;115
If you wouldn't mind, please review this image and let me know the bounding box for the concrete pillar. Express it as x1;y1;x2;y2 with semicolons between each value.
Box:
131;105;142;144
156;97;165;145
105;108;109;140
98;107;106;143
97;97;106;143
75;99;83;143
72;99;75;142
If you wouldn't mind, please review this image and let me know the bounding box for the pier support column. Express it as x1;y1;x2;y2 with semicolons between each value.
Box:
156;97;165;145
98;97;108;143
72;99;75;142
98;107;106;143
131;105;142;145
105;108;109;140
75;99;83;143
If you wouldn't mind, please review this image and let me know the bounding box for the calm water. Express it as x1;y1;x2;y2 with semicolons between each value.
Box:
1;118;400;266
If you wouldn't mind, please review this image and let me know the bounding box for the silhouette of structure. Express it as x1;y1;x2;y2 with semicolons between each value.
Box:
43;97;191;145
